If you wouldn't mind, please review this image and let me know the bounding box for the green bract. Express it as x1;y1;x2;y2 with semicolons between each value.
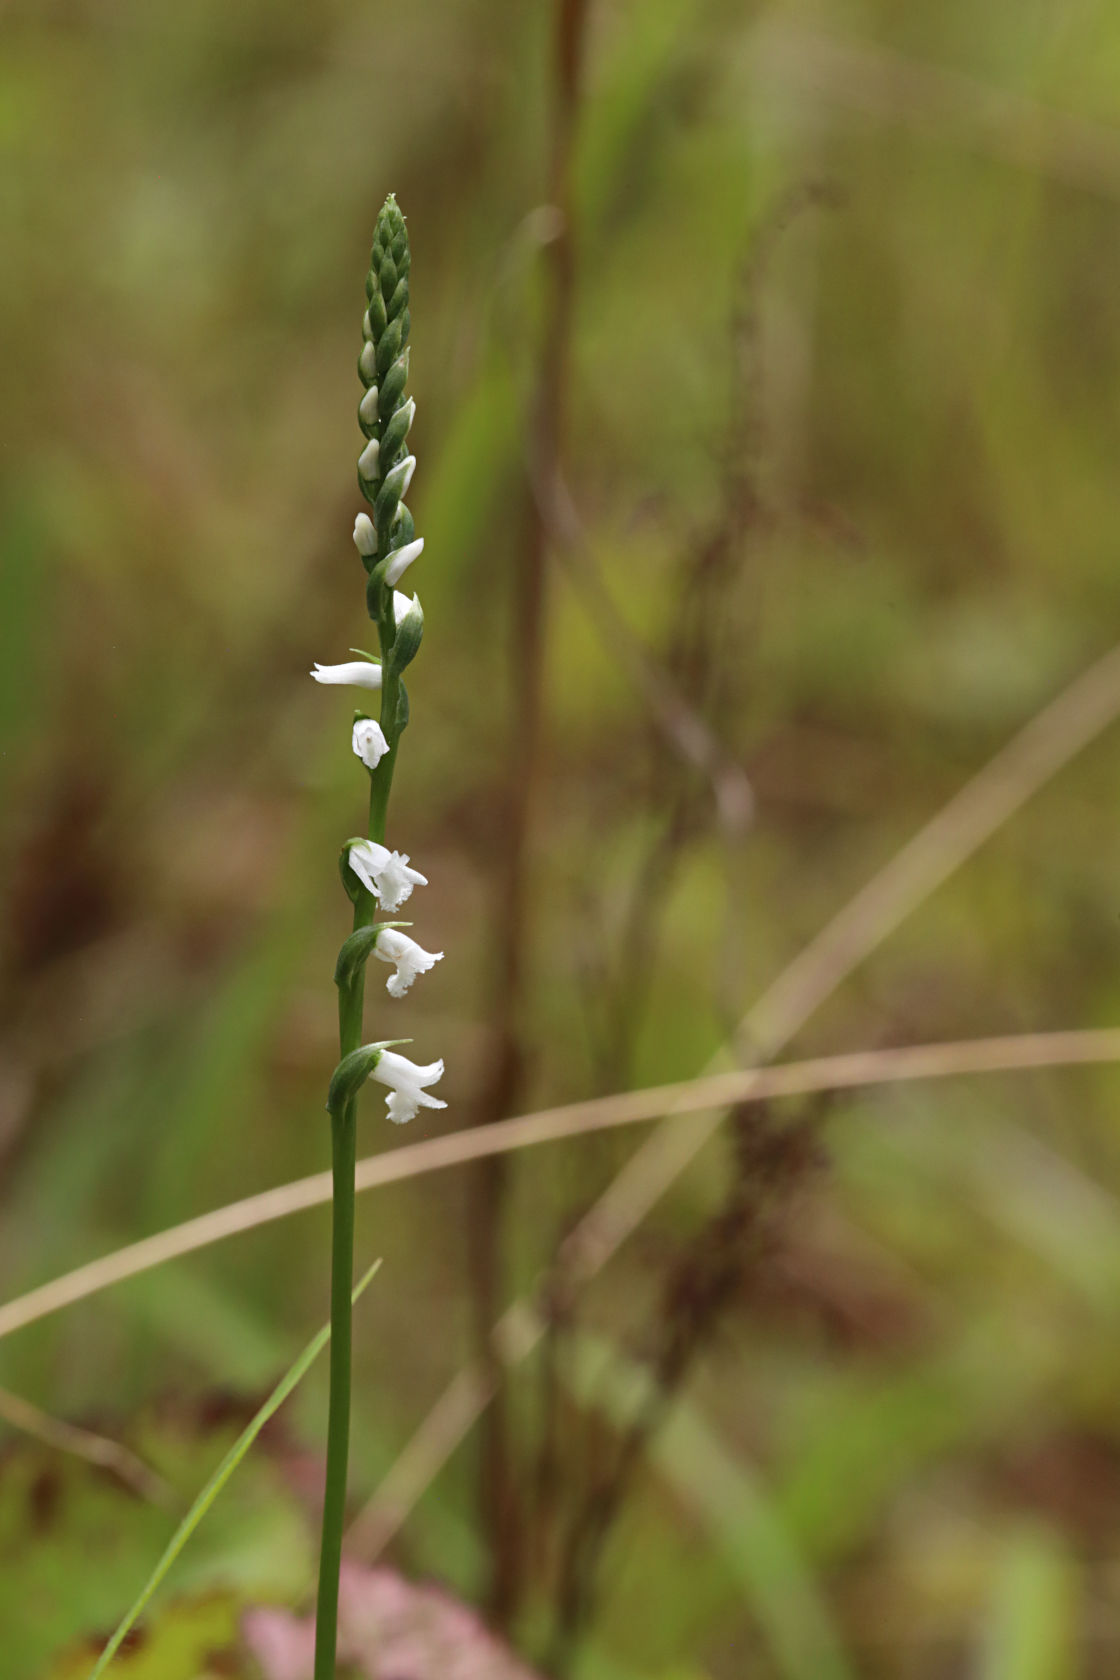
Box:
333;922;413;989
326;1040;411;1120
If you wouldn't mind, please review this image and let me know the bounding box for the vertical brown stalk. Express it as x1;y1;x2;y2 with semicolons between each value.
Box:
469;0;590;1627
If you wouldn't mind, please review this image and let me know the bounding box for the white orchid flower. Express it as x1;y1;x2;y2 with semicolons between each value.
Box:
311;660;382;689
373;927;443;998
347;839;427;911
370;1048;446;1124
352;717;390;770
393;590;416;624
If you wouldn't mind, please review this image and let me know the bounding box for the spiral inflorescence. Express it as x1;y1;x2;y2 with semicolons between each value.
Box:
357;194;417;594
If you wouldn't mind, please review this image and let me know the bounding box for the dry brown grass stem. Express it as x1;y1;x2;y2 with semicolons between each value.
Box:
2;1029;1119;1357
0;1384;175;1507
545;471;755;834
345;637;1120;1554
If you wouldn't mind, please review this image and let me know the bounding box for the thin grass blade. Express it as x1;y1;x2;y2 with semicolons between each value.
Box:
86;1260;381;1679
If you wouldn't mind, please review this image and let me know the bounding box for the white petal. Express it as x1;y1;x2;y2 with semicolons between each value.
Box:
386;1087;447;1124
359;385;379;425
353;513;377;556
393;591;416;625
384;538;423;587
346;840;386;899
347;841;427;911
311;661;382;689
371;1050;446;1122
399;455;416;498
374;927;443;996
359;341;377;381
358;438;380;481
352;718;390;770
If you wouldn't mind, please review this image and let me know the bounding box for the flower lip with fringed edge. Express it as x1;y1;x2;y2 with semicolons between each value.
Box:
346;838;427;912
370;1048;446;1124
373;926;443;997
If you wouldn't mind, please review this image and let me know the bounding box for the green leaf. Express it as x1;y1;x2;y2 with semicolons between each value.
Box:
85;1262;381;1680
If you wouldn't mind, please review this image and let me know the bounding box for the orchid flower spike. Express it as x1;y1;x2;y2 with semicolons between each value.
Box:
347;838;427;912
353;717;390;770
311;660;382;690
370;1048;446;1124
373;926;443;998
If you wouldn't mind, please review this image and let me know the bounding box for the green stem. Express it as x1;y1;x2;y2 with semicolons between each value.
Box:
314;1098;356;1679
314;583;399;1677
314;886;369;1680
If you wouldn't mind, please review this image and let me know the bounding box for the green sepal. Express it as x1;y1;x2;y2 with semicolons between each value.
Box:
376;315;403;377
396;679;410;734
392;504;415;547
386;277;409;321
387;592;423;677
333;922;412;989
367;287;387;337
347;647;380;664
379;351;408;418
374;456;411;536
379;400;413;472
379;254;398;300
338;837;369;904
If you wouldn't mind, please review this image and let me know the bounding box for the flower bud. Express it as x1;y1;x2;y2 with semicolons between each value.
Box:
353;513;377;557
358;438;380;483
384;537;423;587
352;717;390;770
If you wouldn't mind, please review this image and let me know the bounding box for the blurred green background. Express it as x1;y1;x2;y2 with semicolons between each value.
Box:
5;0;1120;1674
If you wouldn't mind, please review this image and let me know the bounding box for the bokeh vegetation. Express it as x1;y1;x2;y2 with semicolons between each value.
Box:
5;0;1120;1674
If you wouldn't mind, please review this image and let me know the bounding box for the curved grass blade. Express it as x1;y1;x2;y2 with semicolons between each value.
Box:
86;1260;381;1679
